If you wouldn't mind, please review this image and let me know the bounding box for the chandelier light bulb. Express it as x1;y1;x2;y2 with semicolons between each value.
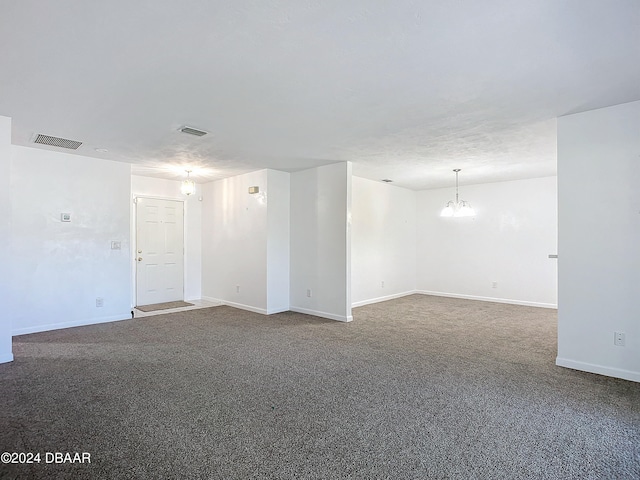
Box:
440;202;455;217
181;170;195;196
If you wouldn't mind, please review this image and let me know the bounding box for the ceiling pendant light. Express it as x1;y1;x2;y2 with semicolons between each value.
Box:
181;170;195;196
440;169;475;218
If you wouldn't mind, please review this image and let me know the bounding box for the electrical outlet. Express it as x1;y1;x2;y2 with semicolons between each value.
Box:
614;331;625;347
96;298;104;308
381;281;385;288
306;289;312;298
236;285;240;294
492;282;498;289
111;241;121;250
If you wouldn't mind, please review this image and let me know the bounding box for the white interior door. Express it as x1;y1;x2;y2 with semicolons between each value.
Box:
136;197;184;306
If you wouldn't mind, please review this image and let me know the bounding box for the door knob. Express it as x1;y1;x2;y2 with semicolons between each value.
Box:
138;250;142;254
137;257;143;262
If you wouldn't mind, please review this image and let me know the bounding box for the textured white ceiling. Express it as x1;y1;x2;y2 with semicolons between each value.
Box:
1;0;639;189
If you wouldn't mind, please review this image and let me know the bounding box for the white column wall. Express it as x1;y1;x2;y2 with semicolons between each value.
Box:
201;169;270;313
290;162;352;322
0;116;13;362
557;100;640;382
266;170;290;314
351;176;417;307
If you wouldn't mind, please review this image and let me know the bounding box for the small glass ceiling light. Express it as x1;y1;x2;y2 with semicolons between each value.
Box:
440;169;475;218
181;170;195;196
440;202;455;218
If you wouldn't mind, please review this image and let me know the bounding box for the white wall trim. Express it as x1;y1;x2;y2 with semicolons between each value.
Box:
202;297;352;321
200;296;220;304
290;307;353;322
203;297;288;316
352;290;418;308
267;307;290;315
12;313;132;336
217;300;268;315
556;357;640;383
0;353;14;364
416;290;557;309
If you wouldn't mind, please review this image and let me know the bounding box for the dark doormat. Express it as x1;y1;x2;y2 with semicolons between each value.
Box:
136;301;194;312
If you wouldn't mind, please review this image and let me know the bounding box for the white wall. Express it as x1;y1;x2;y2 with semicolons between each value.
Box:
131;175;202;302
290;162;352;322
202;170;269;313
416;176;558;308
10;146;131;335
266;170;290;314
0;116;13;362
202;169;292;314
557;100;640;382
351;176;416;306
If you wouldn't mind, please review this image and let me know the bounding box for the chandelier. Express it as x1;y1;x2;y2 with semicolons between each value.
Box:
440;169;475;217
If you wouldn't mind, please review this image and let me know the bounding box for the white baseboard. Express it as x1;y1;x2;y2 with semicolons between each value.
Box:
200;296;221;304
218;300;269;315
417;290;557;309
266;307;289;315
0;352;14;363
12;313;132;336
290;307;352;323
556;357;640;383
352;290;417;308
192;300;352;321
202;298;290;316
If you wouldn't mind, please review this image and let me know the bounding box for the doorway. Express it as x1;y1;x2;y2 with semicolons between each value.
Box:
135;197;185;306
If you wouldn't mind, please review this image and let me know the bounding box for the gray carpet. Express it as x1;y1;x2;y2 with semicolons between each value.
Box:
1;295;638;479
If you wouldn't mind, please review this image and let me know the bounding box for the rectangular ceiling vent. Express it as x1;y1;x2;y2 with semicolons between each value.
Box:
33;134;82;150
180;126;208;137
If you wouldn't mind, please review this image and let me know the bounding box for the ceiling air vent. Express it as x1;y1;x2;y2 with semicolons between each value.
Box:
180;126;208;137
33;134;82;150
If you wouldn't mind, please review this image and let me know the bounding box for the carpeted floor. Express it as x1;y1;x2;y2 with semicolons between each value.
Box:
1;295;638;479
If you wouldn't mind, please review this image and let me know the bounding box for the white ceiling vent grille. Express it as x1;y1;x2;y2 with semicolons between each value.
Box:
180;126;208;137
33;134;82;150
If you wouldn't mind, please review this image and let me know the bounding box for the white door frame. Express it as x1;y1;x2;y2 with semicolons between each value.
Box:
131;195;186;308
